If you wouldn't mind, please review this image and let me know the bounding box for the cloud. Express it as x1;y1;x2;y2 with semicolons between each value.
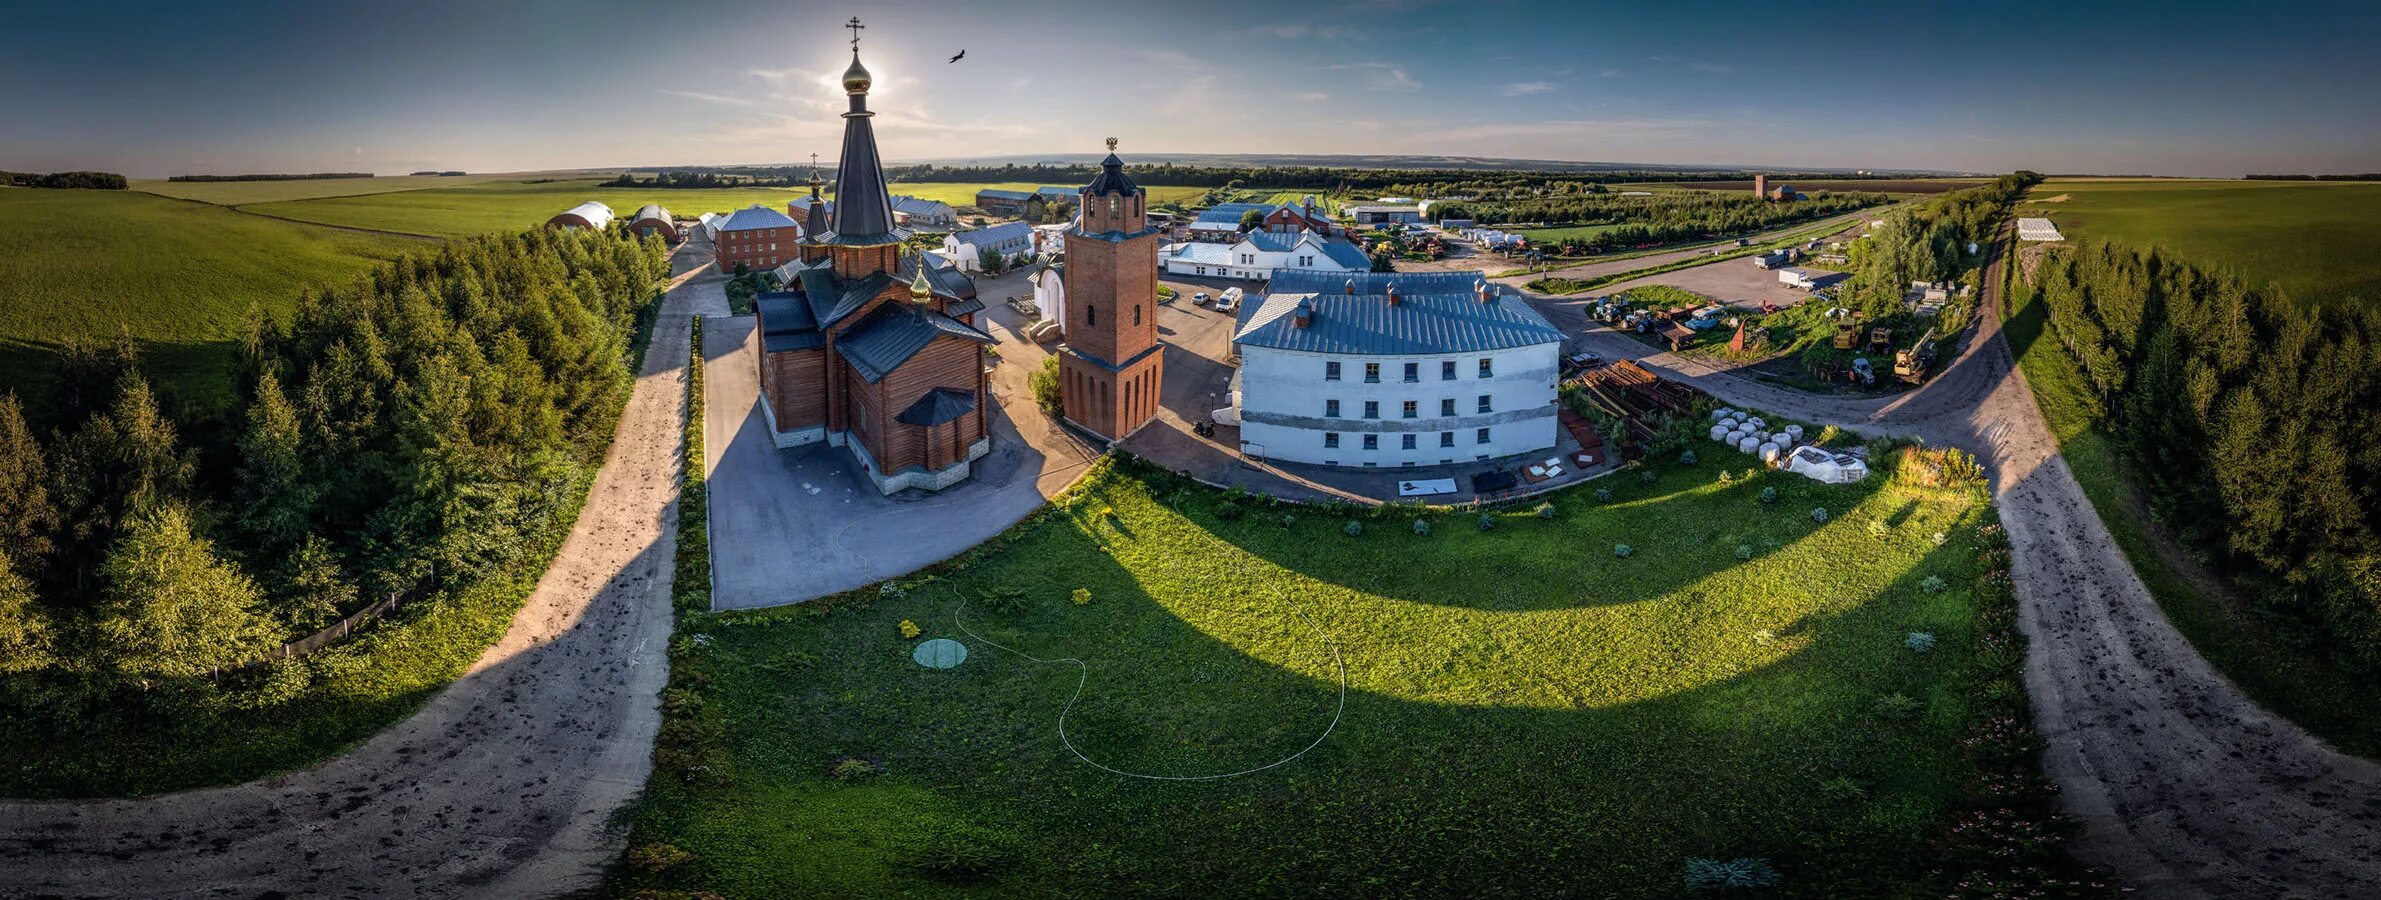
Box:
1295;91;1331;102
1248;23;1351;40
1501;81;1556;96
1138;48;1199;68
660;89;755;107
1329;62;1420;91
1649;54;1734;75
1598;68;1625;79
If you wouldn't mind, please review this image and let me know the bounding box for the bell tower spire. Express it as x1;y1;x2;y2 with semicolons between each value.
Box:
822;15;904;272
1057;137;1163;440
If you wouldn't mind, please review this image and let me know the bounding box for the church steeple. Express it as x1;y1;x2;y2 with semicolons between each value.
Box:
825;19;900;247
1077;137;1147;236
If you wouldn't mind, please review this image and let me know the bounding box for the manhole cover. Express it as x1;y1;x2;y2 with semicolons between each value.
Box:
913;638;968;669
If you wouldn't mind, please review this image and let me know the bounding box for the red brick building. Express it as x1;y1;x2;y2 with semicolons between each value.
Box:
1058;142;1165;440
714;204;800;273
750;45;996;494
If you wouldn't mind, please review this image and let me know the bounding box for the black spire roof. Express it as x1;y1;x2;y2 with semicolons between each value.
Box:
1084;143;1138;197
824;49;904;246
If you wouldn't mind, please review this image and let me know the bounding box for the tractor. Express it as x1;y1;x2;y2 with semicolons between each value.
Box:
1867;326;1894;356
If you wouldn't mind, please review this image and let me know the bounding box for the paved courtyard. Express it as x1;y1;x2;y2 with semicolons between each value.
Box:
701;267;1099;610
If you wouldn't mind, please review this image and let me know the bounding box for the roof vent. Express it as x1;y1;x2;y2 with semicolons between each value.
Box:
1475;279;1494;303
1293;298;1314;328
1386;281;1401;306
1344;278;1357;295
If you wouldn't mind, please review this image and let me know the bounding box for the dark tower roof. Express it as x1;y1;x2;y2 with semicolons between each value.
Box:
1083;139;1139;197
824;49;904;246
804;165;830;238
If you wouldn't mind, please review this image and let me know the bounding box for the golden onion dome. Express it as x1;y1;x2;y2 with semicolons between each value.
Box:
909;258;933;301
841;52;872;94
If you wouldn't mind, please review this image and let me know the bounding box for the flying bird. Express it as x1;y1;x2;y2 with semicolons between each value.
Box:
948;49;965;63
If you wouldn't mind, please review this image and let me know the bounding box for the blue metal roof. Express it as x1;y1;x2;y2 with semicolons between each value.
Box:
976;188;1035;201
1317;240;1372;269
956;221;1034;250
719;204;798;232
838;304;994;383
1235;271;1563;356
1035;186;1077;199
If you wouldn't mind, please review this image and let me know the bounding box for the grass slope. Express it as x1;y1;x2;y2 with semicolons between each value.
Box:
2020;178;2381;305
0;189;422;418
129;173;532;205
2002;282;2381;755
617;458;1997;897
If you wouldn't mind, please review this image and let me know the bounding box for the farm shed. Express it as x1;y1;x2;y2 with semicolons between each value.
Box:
546;201;614;232
629;204;678;242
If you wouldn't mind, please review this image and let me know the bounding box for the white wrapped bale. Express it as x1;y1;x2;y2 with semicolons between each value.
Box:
1709;425;1731;442
1754;431;1771;445
1712;408;1734;422
1784;424;1804;440
1747;417;1766;431
1760;442;1783;463
1737;436;1760;454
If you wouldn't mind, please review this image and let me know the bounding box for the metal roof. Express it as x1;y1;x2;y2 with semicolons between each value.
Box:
1317;240;1371;269
826;64;900;244
954;221;1033;250
976;189;1035;201
838;304;995;383
719;204;797;232
1235;271;1563;356
1163;241;1235;265
1035;186;1078;199
890;195;950;215
896;387;978;426
1084;152;1138;196
555;201;614;229
633;204;671;223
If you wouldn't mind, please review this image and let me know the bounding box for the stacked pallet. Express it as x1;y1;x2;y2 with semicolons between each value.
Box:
1566;360;1707;450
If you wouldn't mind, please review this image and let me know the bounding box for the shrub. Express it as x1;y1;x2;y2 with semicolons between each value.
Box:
1867;519;1889;537
1478;514;1497;532
625;842;696;874
1613;543;1634;558
1872;692;1923;721
1279;513;1297;528
1905;631;1938;653
1411;519;1432;536
1809;507;1829;523
1741;467;1758;481
1639;470;1657;485
1535;502;1559;519
1594;487;1615;503
1215;501;1243;521
1342;521;1364;537
1070;588;1092;606
1678;449;1699;466
1759;486;1779;505
830;757;881;781
897;620;921;639
1684;857;1781;891
1920;575;1947;593
1817;776;1868;804
1028;355;1062;417
1717;469;1734;485
979;587;1028;615
1735;544;1754;561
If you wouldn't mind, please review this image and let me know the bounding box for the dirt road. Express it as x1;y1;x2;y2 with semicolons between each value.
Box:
1524;240;2381;897
0;255;705;898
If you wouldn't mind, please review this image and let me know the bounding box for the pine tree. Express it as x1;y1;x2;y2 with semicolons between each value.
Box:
0;393;61;567
0;549;52;675
236;371;316;554
273;534;354;633
94;504;273;681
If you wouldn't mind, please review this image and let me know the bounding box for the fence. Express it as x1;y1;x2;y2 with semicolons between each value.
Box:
240;590;405;669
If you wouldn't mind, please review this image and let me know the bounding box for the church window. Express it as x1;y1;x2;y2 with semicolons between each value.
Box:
1086;304;1096;325
1132;305;1141;326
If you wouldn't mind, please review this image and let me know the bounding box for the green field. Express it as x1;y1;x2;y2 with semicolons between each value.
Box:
2001;280;2381;755
1515;222;1627;242
617;457;2008;897
2021;178;2381;304
129;173;537;205
0;189;423;418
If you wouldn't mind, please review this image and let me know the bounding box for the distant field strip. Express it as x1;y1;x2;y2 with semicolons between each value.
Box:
2020;178;2381;305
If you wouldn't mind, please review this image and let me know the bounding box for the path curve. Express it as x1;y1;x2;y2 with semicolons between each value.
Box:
0;252;705;898
1515;239;2381;897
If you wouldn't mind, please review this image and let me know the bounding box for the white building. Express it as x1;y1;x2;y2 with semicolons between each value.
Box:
938;221;1037;272
2017;217;2065;242
1160;229;1369;280
1030;260;1066;326
1231;270;1566;468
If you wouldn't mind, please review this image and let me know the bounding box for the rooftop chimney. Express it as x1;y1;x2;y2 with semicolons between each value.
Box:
1293;299;1313;328
1386;281;1401;306
1475;279;1494;303
1344;278;1356;295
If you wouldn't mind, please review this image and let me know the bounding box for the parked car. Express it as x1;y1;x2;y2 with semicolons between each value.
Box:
1193;292;1209;303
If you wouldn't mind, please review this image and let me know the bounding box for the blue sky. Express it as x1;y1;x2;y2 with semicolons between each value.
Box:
3;0;2376;178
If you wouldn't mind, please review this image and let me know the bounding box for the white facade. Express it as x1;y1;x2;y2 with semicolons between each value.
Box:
1159;230;1367;281
1236;342;1561;467
1031;264;1066;325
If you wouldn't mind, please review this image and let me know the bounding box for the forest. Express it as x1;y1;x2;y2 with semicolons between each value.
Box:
2029;239;2381;672
883;162;1891;194
165;173;375;183
0;227;668;762
2;171;127;189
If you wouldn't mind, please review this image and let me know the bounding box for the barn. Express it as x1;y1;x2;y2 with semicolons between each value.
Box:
630;204;679;242
547;201;615;232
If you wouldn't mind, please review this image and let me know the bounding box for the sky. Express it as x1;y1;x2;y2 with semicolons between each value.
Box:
3;0;2377;179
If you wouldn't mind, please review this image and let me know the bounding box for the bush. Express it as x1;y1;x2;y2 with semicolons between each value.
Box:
1535;502;1559;519
1759;486;1779;505
1070;588;1092;606
1920;575;1947;593
1872;692;1923;721
1215;501;1243;520
1684;857;1781;891
1717;469;1734;485
1478;514;1497;532
897;620;921;639
1342;521;1364;537
1809;507;1830;523
1279;514;1297;528
1639;470;1657;485
1594;487;1615;503
830;757;882;781
1613;543;1634;558
979;587;1028;615
1411;519;1432;536
1867;519;1890;537
1678;449;1699;466
1735;544;1754;561
1905;631;1938;653
1028;355;1062;417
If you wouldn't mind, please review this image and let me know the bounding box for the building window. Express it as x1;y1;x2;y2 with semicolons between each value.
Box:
1324;432;1339;449
1325;361;1341;381
1403;362;1419;382
1440;398;1456;417
1364;363;1380;383
1325;399;1340;417
1086;304;1096;325
1440;431;1455;447
1133;305;1141;326
1478;358;1494;378
1441;360;1457;380
1476;427;1491;444
1401;434;1417;450
1477;394;1493;413
1362;434;1378;450
1363;400;1379;419
1402;400;1417;419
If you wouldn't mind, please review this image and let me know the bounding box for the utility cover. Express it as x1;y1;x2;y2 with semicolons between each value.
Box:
913;638;968;669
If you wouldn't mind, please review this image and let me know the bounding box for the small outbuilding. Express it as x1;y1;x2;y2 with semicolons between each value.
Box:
547;201;615;232
629;204;678;242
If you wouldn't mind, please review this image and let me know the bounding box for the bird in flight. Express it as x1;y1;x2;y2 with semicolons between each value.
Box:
949;49;965;63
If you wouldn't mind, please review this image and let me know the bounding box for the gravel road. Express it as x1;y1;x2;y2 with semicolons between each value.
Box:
1525;239;2381;897
0;254;703;899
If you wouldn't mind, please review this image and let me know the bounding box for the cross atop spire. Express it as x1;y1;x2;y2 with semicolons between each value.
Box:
845;16;864;50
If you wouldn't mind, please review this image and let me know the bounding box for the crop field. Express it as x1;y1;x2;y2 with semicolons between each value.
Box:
129;172;537;205
2019;177;2381;305
1514;222;1626;242
0;188;423;418
618;458;2004;898
1636;179;1988;195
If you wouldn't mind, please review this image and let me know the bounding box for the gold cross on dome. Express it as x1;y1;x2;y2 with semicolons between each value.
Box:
846;17;864;49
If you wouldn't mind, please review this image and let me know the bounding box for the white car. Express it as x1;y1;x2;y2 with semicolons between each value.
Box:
1193;292;1210;304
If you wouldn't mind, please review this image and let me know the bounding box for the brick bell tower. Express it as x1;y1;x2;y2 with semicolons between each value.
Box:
1058;139;1164;440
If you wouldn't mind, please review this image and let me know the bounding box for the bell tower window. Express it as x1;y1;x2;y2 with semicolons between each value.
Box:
1085;304;1096;326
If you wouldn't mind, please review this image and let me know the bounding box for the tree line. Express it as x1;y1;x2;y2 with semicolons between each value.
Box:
1;171;126;189
605;171;812;189
165;173;373;182
2245;173;2381;182
2029;240;2381;673
1464;191;1888;250
0;226;668;725
1837;172;2040;315
882;162;1899;193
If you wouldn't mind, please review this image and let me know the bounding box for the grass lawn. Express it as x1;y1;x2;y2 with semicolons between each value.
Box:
2020;178;2381;305
2002;280;2381;756
616;456;2001;897
0;188;424;421
1515;222;1627;242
